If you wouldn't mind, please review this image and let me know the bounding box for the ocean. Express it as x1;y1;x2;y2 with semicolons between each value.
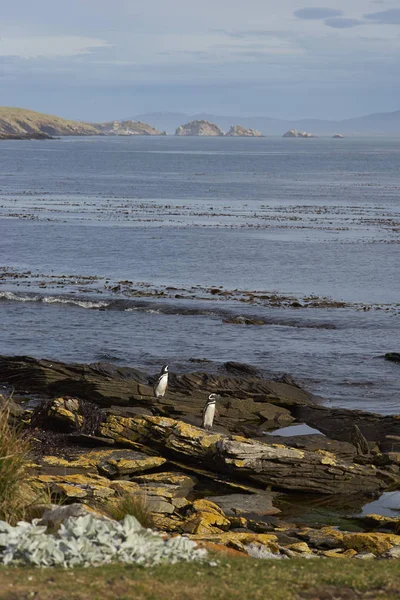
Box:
0;135;399;414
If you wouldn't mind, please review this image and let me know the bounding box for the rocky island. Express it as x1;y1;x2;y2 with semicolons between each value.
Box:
175;120;225;136
226;125;264;137
176;120;264;137
1;354;400;564
283;129;315;138
95;120;166;136
333;134;344;139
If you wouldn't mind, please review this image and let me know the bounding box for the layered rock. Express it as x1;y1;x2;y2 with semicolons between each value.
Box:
283;129;315;138
226;125;264;137
175;120;224;136
98;415;395;495
28;396;398;496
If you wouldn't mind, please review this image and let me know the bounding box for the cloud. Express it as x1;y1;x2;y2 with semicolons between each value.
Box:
0;36;111;59
294;7;343;20
325;18;363;28
364;8;400;24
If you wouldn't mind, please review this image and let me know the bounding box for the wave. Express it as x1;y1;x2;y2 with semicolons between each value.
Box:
0;291;109;310
0;290;337;329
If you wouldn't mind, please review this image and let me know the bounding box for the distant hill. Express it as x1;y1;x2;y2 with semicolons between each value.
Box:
132;110;400;136
0;107;163;138
0;107;99;137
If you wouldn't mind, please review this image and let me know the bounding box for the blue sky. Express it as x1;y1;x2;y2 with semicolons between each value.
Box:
1;0;400;121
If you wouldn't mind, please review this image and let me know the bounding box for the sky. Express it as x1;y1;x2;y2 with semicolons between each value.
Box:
1;0;400;121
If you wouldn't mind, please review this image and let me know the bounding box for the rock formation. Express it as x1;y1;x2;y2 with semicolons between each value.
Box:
175;120;224;136
283;129;315;138
96;120;165;136
333;134;344;138
226;125;264;137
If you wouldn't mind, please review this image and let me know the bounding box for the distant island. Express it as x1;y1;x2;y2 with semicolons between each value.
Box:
332;134;344;139
283;129;315;138
226;125;263;137
96;120;166;136
175;120;264;137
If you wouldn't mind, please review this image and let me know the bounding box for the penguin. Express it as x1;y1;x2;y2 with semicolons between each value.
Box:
153;364;169;399
202;393;219;430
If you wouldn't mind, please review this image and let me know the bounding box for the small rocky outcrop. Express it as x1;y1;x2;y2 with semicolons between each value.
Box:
226;125;264;137
96;120;165;136
0;132;54;140
333;134;344;139
283;129;315;138
175;120;224;136
385;353;400;364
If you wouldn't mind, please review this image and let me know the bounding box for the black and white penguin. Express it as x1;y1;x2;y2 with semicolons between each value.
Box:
202;393;219;430
153;364;169;399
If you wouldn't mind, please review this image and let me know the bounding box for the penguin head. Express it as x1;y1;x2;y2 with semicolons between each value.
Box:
162;365;169;373
208;393;219;402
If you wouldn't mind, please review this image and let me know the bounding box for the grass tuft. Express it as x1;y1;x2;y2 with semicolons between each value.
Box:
101;493;154;528
0;399;51;524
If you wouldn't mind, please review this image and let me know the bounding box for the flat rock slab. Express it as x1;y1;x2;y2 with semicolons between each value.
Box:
37;448;166;478
206;493;281;516
294;405;400;450
259;434;357;463
131;471;197;499
98;414;395;495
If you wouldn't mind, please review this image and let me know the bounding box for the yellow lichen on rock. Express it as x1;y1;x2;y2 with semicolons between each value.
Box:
322;549;357;558
103;456;166;476
183;510;231;535
189;531;279;553
362;513;400;531
39;450;166;478
319;527;344;543
316;450;338;466
228;516;248;529
32;473;115;499
151;514;184;532
285;542;312;554
343;533;400;555
49;397;83;428
191;499;225;515
170;421;223;450
109;480;142;495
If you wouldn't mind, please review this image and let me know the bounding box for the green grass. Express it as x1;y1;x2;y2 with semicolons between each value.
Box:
0;557;400;599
